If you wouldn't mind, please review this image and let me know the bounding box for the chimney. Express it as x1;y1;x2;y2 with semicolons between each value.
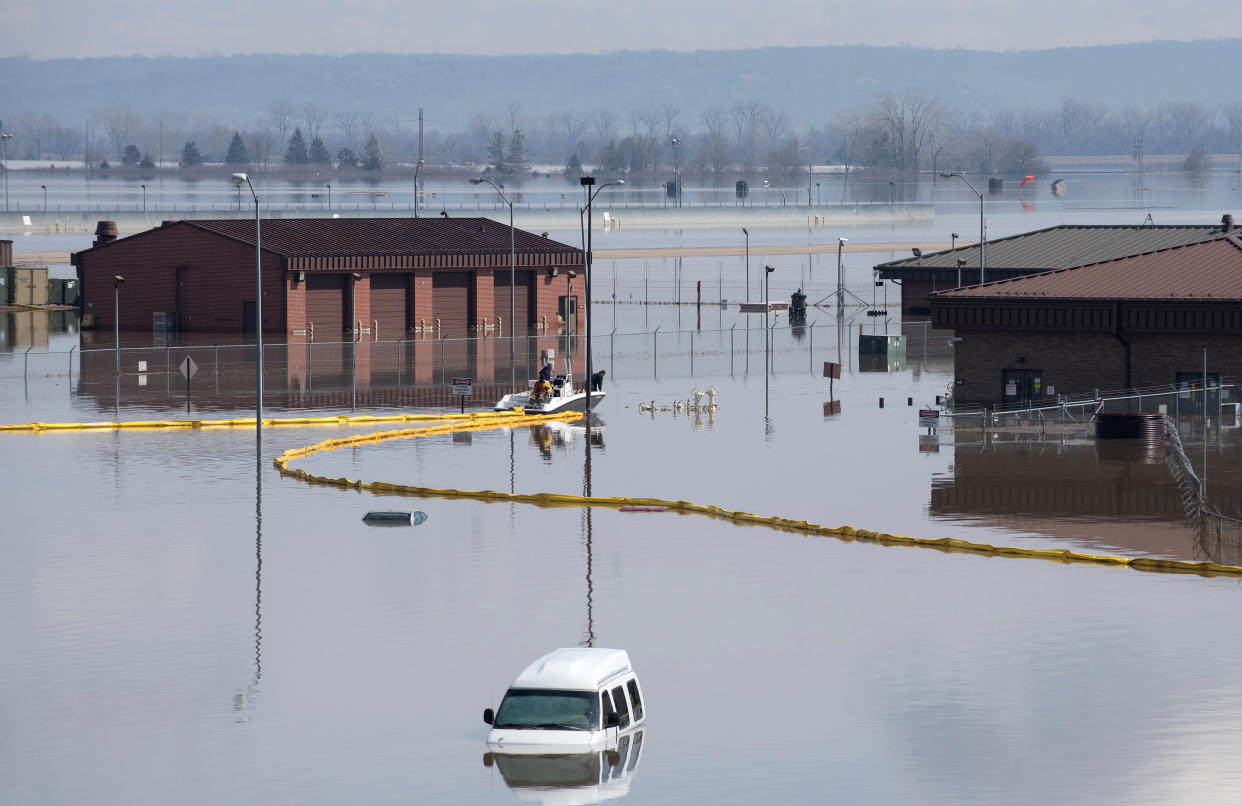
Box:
94;220;118;247
1222;214;1234;233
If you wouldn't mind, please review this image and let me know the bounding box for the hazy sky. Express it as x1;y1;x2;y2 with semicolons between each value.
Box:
4;0;1232;58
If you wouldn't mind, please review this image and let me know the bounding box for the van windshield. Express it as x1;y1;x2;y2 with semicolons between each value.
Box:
493;689;599;730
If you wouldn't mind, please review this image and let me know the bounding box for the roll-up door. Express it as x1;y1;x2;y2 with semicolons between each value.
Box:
370;273;408;339
493;269;532;331
433;271;471;333
306;274;345;340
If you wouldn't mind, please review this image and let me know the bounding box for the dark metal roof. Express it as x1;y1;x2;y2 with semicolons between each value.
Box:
877;223;1233;273
77;217;580;260
932;237;1242;301
184;217;576;257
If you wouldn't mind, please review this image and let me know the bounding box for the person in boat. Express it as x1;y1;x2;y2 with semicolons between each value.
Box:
531;378;553;403
591;369;607;391
538;362;553;383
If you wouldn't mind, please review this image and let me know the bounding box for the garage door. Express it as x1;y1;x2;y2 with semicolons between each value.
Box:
493;269;532;333
433;271;472;334
306;274;345;340
370;273;408;340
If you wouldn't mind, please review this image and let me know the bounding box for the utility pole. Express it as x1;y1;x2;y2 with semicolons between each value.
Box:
418;108;424;164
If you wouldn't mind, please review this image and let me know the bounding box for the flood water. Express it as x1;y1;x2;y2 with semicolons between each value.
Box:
5;179;1242;805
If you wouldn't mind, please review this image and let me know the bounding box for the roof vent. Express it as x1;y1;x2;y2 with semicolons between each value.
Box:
93;220;118;247
1223;214;1234;233
480;224;486;233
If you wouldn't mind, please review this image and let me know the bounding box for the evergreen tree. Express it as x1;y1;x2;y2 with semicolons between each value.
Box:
122;144;141;165
284;127;309;165
139;152;155;168
507;129;528;174
487;132;507;173
362;133;383;170
564;151;583;176
225;132;249;165
309;136;331;165
337;147;358;168
180;140;202;168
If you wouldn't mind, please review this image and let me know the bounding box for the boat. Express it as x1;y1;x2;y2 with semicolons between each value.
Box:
495;359;605;415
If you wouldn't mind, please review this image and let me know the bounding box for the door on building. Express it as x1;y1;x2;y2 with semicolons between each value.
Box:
493;269;532;333
306;274;346;341
433;271;473;334
242;301;257;334
1175;372;1220;415
369;273;408;340
1001;368;1044;407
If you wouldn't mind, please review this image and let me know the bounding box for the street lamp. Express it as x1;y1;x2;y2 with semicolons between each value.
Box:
231;172;264;442
670;137;681;207
113;275;125;375
141;184;146;212
941;172;985;284
836;237;848;307
764;265;775;402
579;175;624;415
325;183;331;210
1;129;12;212
41;184;47;212
470;177;517;392
763;179;786;207
742;227;750;302
413;159;425;217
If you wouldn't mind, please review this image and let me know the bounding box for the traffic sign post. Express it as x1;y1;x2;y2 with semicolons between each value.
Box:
178;356;198;413
452;377;473;414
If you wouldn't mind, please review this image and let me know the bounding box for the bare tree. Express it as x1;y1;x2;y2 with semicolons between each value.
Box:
730;101;767;169
335;111;364;154
591;109;617;144
300;103;327;142
91;101;144;159
268;101;297;144
700;106;731;174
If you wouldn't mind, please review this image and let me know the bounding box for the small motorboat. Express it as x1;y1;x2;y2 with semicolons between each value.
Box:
507;359;605;415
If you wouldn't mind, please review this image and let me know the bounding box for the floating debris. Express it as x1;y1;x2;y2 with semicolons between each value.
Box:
362;510;429;526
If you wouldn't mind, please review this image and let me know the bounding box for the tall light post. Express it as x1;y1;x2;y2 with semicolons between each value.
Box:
670;137;681;207
231;172;263;442
470;177;517;392
413;159;425;217
113;275;125;375
941;172;985;284
763;179;786;207
1;129;12;212
836;237;847;308
742;228;750;302
41;184;47;212
764;265;774;412
141;184;147;212
579;175;624;416
325;183;331;210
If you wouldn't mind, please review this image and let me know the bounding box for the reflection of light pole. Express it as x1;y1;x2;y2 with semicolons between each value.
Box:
413;159;425;217
113;275;125;375
941;172;985;283
836;237;847;308
470;177;516;392
742;227;750;302
579;176;624;416
231;172;263;442
141;184;147;212
325;183;331;210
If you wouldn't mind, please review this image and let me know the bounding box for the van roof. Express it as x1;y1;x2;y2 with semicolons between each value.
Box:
512;648;632;691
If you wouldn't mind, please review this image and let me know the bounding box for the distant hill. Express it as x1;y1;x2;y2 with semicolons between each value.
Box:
2;40;1239;126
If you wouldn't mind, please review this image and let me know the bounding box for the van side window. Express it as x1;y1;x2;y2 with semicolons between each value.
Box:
627;679;643;721
600;691;614;727
611;685;630;728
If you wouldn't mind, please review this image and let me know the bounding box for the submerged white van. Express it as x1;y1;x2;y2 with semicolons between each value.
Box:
484;648;647;753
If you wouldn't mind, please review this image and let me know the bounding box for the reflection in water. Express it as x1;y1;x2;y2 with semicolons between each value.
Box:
484;730;644;805
233;452;263;722
931;434;1242;564
582;445;595;649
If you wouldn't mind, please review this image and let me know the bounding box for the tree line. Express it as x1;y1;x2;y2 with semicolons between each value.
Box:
7;93;1242;177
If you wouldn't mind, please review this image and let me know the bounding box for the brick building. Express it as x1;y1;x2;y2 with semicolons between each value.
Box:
877;221;1234;315
71;218;584;338
930;236;1242;407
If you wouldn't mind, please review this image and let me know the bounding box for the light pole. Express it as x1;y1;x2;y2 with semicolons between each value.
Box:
141;184;146;212
764;265;774;406
671;137;681;207
350;272;362;410
941;172;985;284
742;227;750;302
325;183;331;210
413;159;425;217
579;176;625;415
763;179;786;207
1;129;11;212
231;172;263;442
113;275;125;375
41;184;47;212
836;237;847;308
816;182;821;206
470;177;517;392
